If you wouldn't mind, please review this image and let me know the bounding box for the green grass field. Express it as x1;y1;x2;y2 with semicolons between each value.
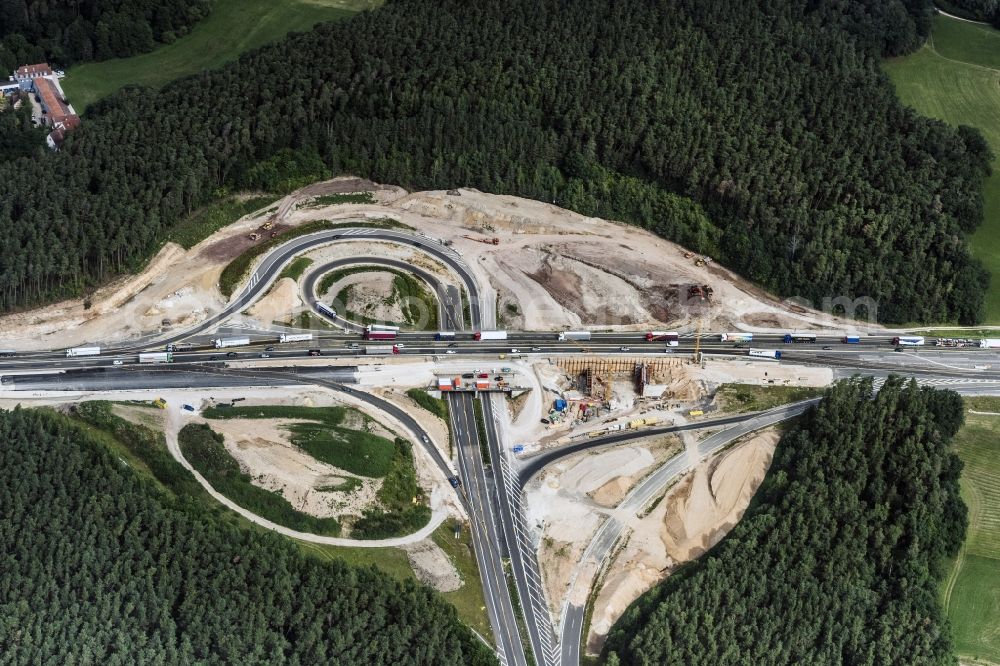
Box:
63;0;378;112
432;521;492;643
884;15;1000;323
940;397;1000;664
715;384;823;413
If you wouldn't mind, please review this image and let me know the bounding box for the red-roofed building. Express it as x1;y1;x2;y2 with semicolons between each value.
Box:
28;76;80;150
14;63;53;82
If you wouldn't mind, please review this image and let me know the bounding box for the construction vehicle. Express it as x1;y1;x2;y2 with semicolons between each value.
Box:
687;284;713;301
152;398;167;409
248;232;261;241
270;231;278;238
463;235;500;245
261;219;274;230
683;251;694;259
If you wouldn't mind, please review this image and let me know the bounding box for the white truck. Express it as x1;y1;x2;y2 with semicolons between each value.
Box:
981;339;1000;349
365;345;399;355
279;333;313;343
748;349;782;359
721;333;753;343
558;331;591;341
213;337;250;349
475;330;508;341
66;346;100;357
138;352;173;364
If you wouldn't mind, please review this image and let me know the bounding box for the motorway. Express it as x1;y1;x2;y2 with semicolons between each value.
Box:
6;223;1000;665
450;392;527;666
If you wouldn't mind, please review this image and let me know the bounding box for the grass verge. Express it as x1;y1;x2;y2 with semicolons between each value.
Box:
278;257;313;281
299;192;376;208
473;399;492;467
884;14;1000;322
293;540;415;581
63;0;377;112
432;521;493;643
179;422;342;535
406;388;449;420
939;397;1000;664
715;384;823;413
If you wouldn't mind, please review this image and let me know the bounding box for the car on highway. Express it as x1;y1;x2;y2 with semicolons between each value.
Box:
226;351;238;358
265;346;275;352
112;359;124;365
494;375;503;381
182;404;195;412
447;476;461;488
421;435;430;444
259;353;270;359
395;344;405;349
823;346;832;350
446;350;456;354
308;349;322;356
448;343;456;347
620;346;631;352
510;348;519;353
462;373;475;379
349;343;359;349
530;347;540;351
478;373;489;378
209;355;219;361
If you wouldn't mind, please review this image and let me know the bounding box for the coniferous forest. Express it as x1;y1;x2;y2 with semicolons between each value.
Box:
605;377;968;665
0;0;990;323
0;407;494;665
0;0;213;71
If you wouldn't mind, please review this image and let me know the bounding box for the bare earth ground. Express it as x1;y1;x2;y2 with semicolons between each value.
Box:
246;277;302;325
524;435;682;620
586;428;780;652
203;416;380;519
325;271;407;323
401;539;463;593
0;178;879;350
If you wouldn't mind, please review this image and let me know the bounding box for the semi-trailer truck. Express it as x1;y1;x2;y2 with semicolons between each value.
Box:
66;346;100;357
475;330;508;341
748;349;782;359
214;337;250;349
892;336;925;347
981;339;1000;349
646;331;680;346
435;331;456;340
558;331;591;341
783;333;817;343
720;333;753;343
365;345;399;355
364;330;397;341
279;333;313;343
138;352;173;364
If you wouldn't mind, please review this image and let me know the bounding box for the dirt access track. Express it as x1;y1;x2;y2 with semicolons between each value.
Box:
0;177;871;350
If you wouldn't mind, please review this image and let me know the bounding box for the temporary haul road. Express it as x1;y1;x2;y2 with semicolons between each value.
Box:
4;224;1000;666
